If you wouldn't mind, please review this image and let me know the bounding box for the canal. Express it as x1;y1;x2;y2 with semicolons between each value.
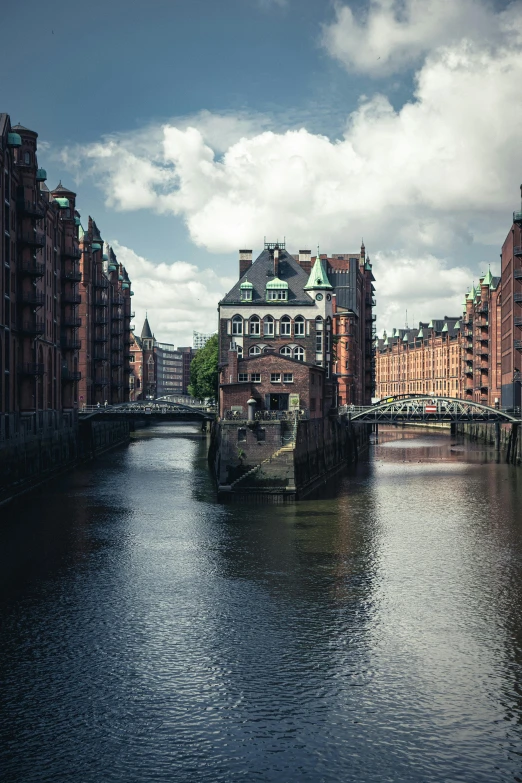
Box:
1;424;521;782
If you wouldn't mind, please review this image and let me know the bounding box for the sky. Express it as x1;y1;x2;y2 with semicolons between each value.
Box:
4;0;522;345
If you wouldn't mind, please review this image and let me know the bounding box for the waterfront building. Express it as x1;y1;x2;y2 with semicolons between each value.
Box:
0;115;81;438
501;196;522;408
193;331;214;350
178;346;196;395
129;316;190;399
155;342;183;397
375;270;501;405
129;330;143;401
218;242;336;418
77;218;133;406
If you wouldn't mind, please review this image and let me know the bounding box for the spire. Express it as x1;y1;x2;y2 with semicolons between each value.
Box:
141;315;153;340
304;255;333;291
482;266;493;287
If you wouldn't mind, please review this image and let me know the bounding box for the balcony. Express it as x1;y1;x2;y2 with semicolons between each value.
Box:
478;303;488;313
62;246;82;260
61;369;81;382
514;211;522;223
20;260;45;277
515;340;522;351
61;339;81;351
93;377;108;386
17;199;45;219
19;319;45;335
95;296;108;307
111;327;123;336
113;293;124;305
111;380;124;388
94;315;108;325
62;293;81;305
515;316;522;327
365;313;377;321
112;311;124;321
93;277;109;289
130;311;135;318
465;368;473;376
93;352;108;361
19;291;45;306
93;334;108;343
479;347;489;356
18;363;45;376
112;355;124;366
515;268;522;279
514;293;522;303
62;317;81;328
19;230;45;247
63;269;82;282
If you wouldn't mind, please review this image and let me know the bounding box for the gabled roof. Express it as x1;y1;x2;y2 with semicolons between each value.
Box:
220;247;314;306
52;180;76;195
141;316;153;339
482;267;493;287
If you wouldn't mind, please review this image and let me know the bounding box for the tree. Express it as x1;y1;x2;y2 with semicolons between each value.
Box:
188;333;219;400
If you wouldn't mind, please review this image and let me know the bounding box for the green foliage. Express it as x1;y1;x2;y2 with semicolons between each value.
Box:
188;333;219;400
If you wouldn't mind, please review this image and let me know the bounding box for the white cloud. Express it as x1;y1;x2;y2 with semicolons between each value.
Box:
321;0;522;76
110;241;234;346
59;2;522;335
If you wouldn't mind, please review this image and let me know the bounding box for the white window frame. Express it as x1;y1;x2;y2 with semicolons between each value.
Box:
283;373;294;383
238;373;249;382
280;316;291;336
271;373;281;383
232;316;243;335
267;289;287;301
250;373;261;382
294;347;305;362
264;316;274;336
249;345;261;356
250;316;260;336
280;346;292;357
240;289;252;301
294;316;305;336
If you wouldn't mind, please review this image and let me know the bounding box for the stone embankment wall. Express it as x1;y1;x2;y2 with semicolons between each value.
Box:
0;417;130;506
212;416;369;502
456;421;521;464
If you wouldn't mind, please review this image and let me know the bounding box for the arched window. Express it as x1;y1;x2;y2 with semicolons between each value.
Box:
249;345;261;356
250;315;260;336
294;316;305;336
280;346;292;356
232;315;243;335
280;316;291;336
263;316;274;336
294;347;305;362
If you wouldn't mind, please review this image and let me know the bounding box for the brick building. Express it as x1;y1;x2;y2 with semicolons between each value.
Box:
501;196;522;408
375;270;501;406
218;242;336;418
0;115;82;438
77;218;133;406
129;317;192;400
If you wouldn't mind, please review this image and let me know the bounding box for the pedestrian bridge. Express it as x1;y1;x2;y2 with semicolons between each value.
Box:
341;396;520;424
79;400;215;421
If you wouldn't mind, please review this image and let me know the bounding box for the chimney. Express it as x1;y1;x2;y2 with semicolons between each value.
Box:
273;246;279;277
239;249;252;279
298;249;311;274
228;347;239;384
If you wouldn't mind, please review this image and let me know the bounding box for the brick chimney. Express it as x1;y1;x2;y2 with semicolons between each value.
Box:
298;250;311;274
239;249;252;278
228;348;239;384
273;246;279;277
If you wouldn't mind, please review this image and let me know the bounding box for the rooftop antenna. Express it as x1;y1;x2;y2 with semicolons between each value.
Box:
405;309;408;329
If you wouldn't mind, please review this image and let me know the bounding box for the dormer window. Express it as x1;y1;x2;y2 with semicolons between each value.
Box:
266;277;288;301
240;280;253;301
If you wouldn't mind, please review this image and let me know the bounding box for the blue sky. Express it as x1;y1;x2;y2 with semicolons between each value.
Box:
3;0;521;343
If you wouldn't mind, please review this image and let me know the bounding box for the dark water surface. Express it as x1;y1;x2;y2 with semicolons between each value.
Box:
1;424;522;782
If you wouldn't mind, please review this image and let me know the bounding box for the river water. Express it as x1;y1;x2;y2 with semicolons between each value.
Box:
1;424;521;782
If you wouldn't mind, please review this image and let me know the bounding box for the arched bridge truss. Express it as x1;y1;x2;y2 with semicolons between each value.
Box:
348;396;519;424
80;400;214;420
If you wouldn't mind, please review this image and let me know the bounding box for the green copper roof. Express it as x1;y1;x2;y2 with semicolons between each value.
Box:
418;328;424;338
240;280;253;289
467;284;476;301
383;337;389;346
108;263;117;272
428;320;433;328
36;168;47;182
266;277;289;290
442;322;448;333
7;132;21;147
78;225;85;240
304;257;333;290
74;217;81;227
455;320;461;329
122;282;130;289
482;267;493;287
102;253;109;261
403;333;408;342
92;243;102;251
54;197;70;208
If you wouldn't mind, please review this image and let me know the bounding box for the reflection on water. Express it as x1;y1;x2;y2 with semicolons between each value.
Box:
0;424;521;782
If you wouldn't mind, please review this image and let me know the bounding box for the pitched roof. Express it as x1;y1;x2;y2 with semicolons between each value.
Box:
52;180;76;195
304;257;333;290
141;316;153;339
220;247;315;306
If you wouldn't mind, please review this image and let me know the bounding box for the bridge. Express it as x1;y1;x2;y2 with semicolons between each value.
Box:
341;396;520;424
79;400;215;422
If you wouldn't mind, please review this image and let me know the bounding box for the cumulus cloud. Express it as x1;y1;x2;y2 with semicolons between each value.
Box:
110;241;234;346
59;1;522;334
321;0;522;76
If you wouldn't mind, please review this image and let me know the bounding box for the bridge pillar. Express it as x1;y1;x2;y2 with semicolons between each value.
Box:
495;421;500;452
450;422;456;436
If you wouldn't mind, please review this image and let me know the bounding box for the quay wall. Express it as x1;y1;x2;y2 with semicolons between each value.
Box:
456;421;521;464
0;415;130;507
212;416;369;503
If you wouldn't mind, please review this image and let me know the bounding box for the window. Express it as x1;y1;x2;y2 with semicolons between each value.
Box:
263;316;274;336
267;289;287;300
256;428;266;442
237;345;243;358
280;316;291;336
294;347;305;362
238;373;248;382
294;316;305;336
280;346;292;356
241;288;252;301
310;398;316;412
232;315;243;335
249;345;261;355
238;428;247;442
24;152;30;165
250;316;260;336
316;332;323;353
283;373;293;383
251;373;261;382
271;373;281;383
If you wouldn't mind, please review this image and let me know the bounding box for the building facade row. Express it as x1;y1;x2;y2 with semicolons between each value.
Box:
0;113;134;440
129;316;195;400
